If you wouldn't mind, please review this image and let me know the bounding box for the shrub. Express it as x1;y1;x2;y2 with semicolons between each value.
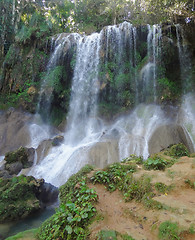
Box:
91;162;136;192
158;221;180;240
166;143;189;158
144;156;168;170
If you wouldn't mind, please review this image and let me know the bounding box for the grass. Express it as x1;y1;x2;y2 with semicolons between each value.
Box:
158;221;181;240
5;228;38;240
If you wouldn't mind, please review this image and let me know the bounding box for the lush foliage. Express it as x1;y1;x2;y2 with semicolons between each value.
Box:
38;165;97;240
144;155;175;170
91;162;137;192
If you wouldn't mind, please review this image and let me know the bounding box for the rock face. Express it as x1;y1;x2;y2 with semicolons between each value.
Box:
148;124;194;155
36;139;53;163
0;109;32;155
3;146;35;176
88;140;119;168
0;175;58;223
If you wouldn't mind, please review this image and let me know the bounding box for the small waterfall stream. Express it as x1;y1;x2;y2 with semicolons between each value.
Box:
176;24;192;93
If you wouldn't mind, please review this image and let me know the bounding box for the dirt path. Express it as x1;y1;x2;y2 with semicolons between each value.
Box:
89;157;195;240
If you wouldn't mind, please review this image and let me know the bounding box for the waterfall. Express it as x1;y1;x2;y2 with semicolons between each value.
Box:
175;24;192;93
28;32;103;186
65;33;102;145
103;22;137;104
140;25;162;103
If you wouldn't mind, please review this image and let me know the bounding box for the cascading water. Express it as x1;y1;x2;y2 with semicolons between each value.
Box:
175;24;192;93
28;32;104;186
140;25;162;103
178;94;195;151
65;33;102;145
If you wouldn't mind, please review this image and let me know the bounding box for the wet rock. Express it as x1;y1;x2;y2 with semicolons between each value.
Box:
36;139;53;163
52;135;64;146
3;146;35;175
88;140;119;168
37;182;59;205
5;162;23;175
0;108;32;155
0;170;11;178
0;175;58;223
5;146;35;166
148;124;194;155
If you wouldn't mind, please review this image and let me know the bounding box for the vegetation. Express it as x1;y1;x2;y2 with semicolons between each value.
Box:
90;161;168;208
165;143;190;158
37;165;98;240
154;182;174;194
5;229;38;240
97;230;135;240
158;221;181;240
91;163;137;192
185;179;195;189
144;155;175;171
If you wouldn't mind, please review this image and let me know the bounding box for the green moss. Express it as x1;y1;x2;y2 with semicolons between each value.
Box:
5;228;38;240
5;147;28;165
0;175;41;222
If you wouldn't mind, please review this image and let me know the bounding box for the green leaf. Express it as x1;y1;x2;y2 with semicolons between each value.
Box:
65;225;72;234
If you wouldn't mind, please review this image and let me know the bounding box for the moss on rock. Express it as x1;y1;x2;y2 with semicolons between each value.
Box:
5;147;28;165
0;175;43;222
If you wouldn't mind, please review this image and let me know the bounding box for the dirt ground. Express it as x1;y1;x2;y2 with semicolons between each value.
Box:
89;157;195;240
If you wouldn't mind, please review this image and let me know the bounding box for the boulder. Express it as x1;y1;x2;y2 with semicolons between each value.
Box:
0;175;58;223
36;139;53;163
52;135;64;146
5;162;23;175
3;146;35;175
37;182;59;205
88;140;119;168
0;108;32;155
148;124;194;155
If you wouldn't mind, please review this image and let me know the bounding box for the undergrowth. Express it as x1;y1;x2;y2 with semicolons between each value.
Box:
165;143;190;158
144;155;175;170
91;162;137;192
38;165;97;240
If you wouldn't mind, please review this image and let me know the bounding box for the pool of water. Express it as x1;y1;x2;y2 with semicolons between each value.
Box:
0;206;56;239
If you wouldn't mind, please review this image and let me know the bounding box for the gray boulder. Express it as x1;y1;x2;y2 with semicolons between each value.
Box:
0;108;32;155
148;124;194;155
